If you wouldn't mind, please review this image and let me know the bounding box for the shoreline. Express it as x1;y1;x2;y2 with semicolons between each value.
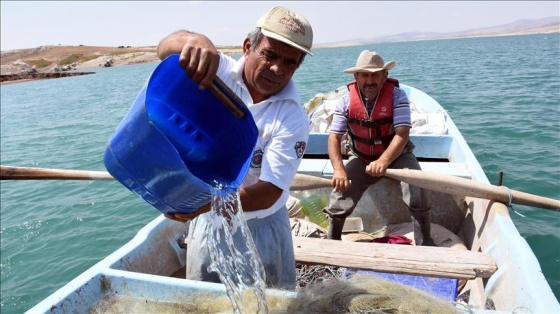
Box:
1;47;243;85
2;30;556;85
1;71;96;85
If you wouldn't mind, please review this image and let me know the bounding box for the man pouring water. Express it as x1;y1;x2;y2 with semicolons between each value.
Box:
159;6;313;289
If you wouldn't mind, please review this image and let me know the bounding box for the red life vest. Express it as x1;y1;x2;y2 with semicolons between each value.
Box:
346;78;398;163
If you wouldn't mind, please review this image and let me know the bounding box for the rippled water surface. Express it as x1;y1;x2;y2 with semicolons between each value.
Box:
1;34;559;312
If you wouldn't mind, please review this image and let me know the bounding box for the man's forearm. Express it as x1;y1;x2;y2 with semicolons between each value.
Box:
377;134;408;165
328;133;345;171
156;30;196;60
238;181;283;212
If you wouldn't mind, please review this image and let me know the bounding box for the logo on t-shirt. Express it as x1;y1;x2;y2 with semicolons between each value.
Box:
294;141;306;159
251;149;263;168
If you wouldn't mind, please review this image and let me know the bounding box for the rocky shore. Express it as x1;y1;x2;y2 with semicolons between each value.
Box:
1;45;242;85
0;71;95;84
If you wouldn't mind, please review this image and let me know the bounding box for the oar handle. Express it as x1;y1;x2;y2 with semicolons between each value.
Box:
0;166;114;181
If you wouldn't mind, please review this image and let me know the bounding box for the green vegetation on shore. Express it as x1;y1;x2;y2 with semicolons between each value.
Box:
25;59;52;68
59;54;82;65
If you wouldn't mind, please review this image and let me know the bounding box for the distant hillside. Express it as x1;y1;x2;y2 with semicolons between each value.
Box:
316;16;559;47
0;45;241;77
2;16;558;79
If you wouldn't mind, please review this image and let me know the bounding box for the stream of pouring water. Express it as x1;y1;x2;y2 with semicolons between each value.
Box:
206;185;268;313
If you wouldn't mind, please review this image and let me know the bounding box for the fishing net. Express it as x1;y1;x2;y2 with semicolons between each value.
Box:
296;263;344;291
290;273;460;314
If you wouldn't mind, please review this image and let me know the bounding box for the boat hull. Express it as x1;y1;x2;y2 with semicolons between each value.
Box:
25;84;560;313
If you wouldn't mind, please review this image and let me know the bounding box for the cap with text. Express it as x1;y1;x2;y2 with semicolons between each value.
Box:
256;6;313;56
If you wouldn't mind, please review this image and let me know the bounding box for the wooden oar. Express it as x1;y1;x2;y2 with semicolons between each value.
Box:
290;173;335;191
384;169;560;211
291;170;560;211
3;165;558;210
0;166;114;181
0;165;329;191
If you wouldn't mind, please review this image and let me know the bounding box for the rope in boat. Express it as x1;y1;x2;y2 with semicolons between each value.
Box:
503;186;526;218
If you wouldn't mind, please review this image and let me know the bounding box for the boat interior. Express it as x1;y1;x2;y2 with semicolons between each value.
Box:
28;85;520;313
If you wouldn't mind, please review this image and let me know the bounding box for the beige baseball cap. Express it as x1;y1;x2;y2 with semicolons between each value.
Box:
256;6;313;56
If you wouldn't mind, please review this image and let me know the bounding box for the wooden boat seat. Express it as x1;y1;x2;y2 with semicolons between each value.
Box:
305;133;454;158
293;236;497;280
303;133;472;179
418;162;471;179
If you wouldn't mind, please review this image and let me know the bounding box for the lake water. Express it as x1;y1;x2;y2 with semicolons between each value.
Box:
1;33;559;312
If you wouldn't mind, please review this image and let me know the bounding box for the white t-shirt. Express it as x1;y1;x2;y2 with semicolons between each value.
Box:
215;53;309;220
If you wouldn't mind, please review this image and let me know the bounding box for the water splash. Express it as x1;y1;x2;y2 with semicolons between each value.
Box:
206;185;268;314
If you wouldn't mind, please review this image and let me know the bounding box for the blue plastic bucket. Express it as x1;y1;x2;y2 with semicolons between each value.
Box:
103;54;258;214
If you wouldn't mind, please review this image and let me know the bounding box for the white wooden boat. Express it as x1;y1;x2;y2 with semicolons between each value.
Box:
25;84;559;313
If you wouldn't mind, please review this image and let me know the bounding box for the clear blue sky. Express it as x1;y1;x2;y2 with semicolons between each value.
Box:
1;1;558;51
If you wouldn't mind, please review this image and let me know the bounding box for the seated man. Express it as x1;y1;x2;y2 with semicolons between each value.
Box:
323;50;435;246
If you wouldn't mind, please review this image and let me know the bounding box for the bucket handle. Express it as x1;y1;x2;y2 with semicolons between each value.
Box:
209;77;246;119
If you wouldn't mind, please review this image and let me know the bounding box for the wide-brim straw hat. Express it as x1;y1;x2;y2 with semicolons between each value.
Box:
343;50;396;74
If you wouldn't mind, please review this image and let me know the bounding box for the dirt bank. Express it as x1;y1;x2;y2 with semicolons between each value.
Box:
1;45;243;84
